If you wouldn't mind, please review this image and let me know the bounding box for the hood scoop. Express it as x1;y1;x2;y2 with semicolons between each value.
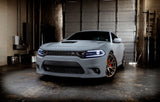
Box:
61;41;77;43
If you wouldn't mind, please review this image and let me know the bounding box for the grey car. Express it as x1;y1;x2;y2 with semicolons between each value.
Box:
36;31;125;78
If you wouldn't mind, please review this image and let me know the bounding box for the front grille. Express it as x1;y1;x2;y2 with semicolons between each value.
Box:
46;51;75;56
43;61;84;74
45;51;86;58
44;65;84;74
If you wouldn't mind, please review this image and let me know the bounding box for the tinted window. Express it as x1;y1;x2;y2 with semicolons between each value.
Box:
67;32;110;42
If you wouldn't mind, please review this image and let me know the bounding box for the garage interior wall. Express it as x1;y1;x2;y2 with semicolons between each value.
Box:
0;0;30;66
65;0;136;62
0;0;63;66
0;0;23;66
0;0;9;65
1;0;160;66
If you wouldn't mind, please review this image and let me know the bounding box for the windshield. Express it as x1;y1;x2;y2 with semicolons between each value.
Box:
67;31;110;42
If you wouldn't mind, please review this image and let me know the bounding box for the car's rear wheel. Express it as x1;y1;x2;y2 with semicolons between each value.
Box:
106;53;117;78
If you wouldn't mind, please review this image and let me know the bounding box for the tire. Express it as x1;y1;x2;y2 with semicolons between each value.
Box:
105;53;117;78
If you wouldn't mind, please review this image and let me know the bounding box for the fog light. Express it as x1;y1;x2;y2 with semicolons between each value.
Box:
91;68;100;74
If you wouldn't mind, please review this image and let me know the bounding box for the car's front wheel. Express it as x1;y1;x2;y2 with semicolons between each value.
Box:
106;53;117;78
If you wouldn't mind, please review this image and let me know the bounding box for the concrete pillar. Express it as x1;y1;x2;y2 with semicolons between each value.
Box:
41;0;63;42
136;0;147;65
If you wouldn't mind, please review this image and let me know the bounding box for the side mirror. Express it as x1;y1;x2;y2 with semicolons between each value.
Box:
113;38;122;43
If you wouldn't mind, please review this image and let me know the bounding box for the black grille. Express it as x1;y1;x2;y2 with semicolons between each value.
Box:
43;61;84;74
46;51;75;56
45;51;86;58
44;65;84;74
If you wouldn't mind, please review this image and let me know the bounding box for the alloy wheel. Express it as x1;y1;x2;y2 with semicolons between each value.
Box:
106;53;117;78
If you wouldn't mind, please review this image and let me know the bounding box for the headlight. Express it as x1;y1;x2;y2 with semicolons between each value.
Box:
85;50;105;58
38;49;45;56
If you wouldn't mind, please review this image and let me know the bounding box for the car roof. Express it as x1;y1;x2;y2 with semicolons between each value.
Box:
76;30;111;33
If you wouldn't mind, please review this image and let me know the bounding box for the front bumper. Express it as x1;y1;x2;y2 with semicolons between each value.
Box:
36;55;107;78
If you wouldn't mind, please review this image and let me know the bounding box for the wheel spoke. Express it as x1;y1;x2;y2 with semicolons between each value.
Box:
108;61;115;65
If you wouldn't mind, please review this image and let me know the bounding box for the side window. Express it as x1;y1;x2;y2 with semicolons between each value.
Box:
106;32;110;42
111;33;118;41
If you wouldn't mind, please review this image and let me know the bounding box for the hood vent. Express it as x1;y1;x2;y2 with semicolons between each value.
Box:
61;41;77;43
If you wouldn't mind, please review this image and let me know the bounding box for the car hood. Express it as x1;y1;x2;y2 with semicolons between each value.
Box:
40;40;110;51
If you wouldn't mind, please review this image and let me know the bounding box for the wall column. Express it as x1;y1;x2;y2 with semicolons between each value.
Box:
41;0;63;43
136;0;146;65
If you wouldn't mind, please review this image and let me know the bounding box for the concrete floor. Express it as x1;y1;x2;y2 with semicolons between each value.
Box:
0;64;160;102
